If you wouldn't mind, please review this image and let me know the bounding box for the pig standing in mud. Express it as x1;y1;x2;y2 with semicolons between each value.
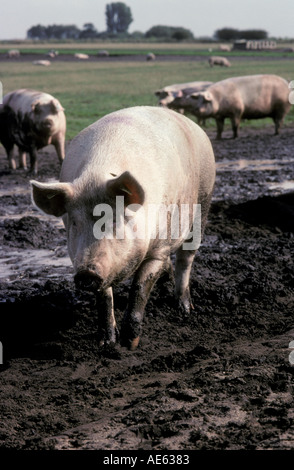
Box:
187;74;291;139
31;106;215;350
0;89;66;174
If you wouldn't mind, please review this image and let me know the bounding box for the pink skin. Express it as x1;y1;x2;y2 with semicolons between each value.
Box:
31;106;215;350
0;89;66;174
188;75;291;139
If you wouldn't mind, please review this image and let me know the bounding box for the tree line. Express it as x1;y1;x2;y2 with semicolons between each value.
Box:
215;28;268;41
27;2;194;41
26;2;268;42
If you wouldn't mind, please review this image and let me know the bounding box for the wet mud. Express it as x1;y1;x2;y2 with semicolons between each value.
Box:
0;124;294;451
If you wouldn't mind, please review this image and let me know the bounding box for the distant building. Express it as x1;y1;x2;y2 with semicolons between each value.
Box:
233;40;276;50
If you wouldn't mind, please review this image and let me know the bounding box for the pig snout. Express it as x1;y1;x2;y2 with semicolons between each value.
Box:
74;267;104;291
41;118;54;130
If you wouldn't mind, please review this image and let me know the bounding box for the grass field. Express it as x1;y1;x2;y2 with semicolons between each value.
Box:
1;40;294;55
0;53;293;140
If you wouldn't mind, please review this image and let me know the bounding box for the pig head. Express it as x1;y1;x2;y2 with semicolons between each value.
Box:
31;106;215;351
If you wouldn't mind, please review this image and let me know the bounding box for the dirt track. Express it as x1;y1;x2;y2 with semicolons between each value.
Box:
1;51;294;64
0;123;294;451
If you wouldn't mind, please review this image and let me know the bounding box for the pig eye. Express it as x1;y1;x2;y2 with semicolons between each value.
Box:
33;104;41;114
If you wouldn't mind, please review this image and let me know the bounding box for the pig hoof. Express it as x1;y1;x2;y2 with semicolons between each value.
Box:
129;336;140;351
120;335;140;350
98;327;119;348
177;297;193;316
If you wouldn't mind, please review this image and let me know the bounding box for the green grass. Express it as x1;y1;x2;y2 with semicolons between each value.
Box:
0;58;293;140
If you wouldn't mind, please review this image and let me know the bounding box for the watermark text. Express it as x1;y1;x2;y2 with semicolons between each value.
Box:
289;80;294;105
93;197;202;250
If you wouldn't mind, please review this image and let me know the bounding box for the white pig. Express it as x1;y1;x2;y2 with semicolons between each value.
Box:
31;106;215;350
188;74;291;139
0;89;66;174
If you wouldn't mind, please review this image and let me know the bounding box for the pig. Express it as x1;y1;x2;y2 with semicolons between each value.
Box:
31;106;215;351
188;74;292;139
208;56;231;67
97;50;109;57
219;45;231;52
6;49;20;58
146;52;156;61
46;50;58;58
32;60;51;66
0;89;66;173
155;81;213;114
74;53;89;59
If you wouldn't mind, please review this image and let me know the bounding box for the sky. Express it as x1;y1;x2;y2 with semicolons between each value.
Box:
0;0;293;40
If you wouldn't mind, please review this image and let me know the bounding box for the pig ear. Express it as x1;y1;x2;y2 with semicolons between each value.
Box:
31;100;41;113
190;92;200;100
51;99;65;113
203;91;213;102
30;180;74;217
106;171;145;206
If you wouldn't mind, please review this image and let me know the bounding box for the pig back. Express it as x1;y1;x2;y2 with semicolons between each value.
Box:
60;106;215;207
211;75;291;116
4;89;57;114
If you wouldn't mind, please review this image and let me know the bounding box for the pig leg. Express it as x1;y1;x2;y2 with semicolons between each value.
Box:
53;136;65;164
120;258;168;350
230;115;241;138
215;117;225;139
175;190;213;312
97;287;118;346
3;142;16;170
8;148;16;170
273;113;284;135
175;248;195;312
18;149;27;169
28;147;38;175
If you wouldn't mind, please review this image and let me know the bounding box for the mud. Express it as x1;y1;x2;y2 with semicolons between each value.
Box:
1;52;294;64
0;124;294;452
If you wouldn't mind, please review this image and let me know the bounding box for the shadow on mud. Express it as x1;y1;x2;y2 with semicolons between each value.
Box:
227;192;294;233
0;282;76;360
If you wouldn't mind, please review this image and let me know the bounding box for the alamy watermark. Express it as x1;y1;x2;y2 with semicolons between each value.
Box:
289;80;294;105
92;197;202;250
289;340;294;365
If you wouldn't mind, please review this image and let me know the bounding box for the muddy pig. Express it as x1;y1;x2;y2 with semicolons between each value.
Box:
188;74;291;139
31;106;215;350
0;88;66;174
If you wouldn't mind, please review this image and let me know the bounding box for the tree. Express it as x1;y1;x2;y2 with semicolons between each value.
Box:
215;27;268;41
239;29;268;40
214;28;239;41
145;25;173;39
27;24;81;40
27;24;48;40
79;23;98;39
145;25;194;40
171;27;194;40
105;2;133;34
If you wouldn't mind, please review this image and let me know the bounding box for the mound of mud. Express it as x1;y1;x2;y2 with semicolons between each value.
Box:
232;193;294;233
2;216;64;249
